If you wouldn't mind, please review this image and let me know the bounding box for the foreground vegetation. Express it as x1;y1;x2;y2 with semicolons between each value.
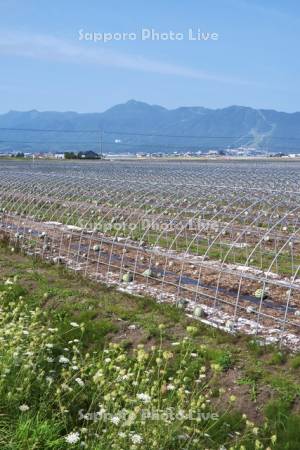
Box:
0;242;300;449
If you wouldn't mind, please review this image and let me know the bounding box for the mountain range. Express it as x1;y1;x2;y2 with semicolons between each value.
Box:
0;100;300;154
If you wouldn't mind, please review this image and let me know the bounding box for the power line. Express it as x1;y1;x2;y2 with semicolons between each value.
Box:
103;130;300;142
0;127;99;133
0;127;300;141
0;139;234;151
1;140;299;153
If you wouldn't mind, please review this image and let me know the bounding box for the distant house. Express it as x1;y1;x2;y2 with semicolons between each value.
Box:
78;151;101;159
54;153;65;159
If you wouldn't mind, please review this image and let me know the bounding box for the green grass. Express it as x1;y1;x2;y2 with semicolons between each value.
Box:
290;354;300;369
0;240;300;449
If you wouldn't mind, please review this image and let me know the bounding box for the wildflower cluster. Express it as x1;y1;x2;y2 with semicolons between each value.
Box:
0;280;277;449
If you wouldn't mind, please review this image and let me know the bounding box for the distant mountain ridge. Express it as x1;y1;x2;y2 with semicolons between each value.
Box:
0;100;300;153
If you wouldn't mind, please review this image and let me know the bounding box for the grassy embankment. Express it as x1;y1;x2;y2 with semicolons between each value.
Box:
0;240;300;449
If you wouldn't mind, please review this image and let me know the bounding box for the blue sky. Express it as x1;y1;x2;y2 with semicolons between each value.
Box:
0;0;299;113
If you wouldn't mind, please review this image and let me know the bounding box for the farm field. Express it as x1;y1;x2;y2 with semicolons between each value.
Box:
0;240;300;449
0;159;300;348
1;0;299;448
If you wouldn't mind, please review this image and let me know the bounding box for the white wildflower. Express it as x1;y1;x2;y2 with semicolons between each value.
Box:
131;434;143;444
121;374;129;381
111;416;120;425
46;376;53;385
137;393;151;403
59;355;70;364
65;431;80;444
75;377;84;387
19;404;30;412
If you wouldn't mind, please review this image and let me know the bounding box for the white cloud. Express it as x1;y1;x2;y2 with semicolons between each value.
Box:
0;31;251;86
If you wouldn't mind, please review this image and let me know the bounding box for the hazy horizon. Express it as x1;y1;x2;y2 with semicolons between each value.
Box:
1;99;300;115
